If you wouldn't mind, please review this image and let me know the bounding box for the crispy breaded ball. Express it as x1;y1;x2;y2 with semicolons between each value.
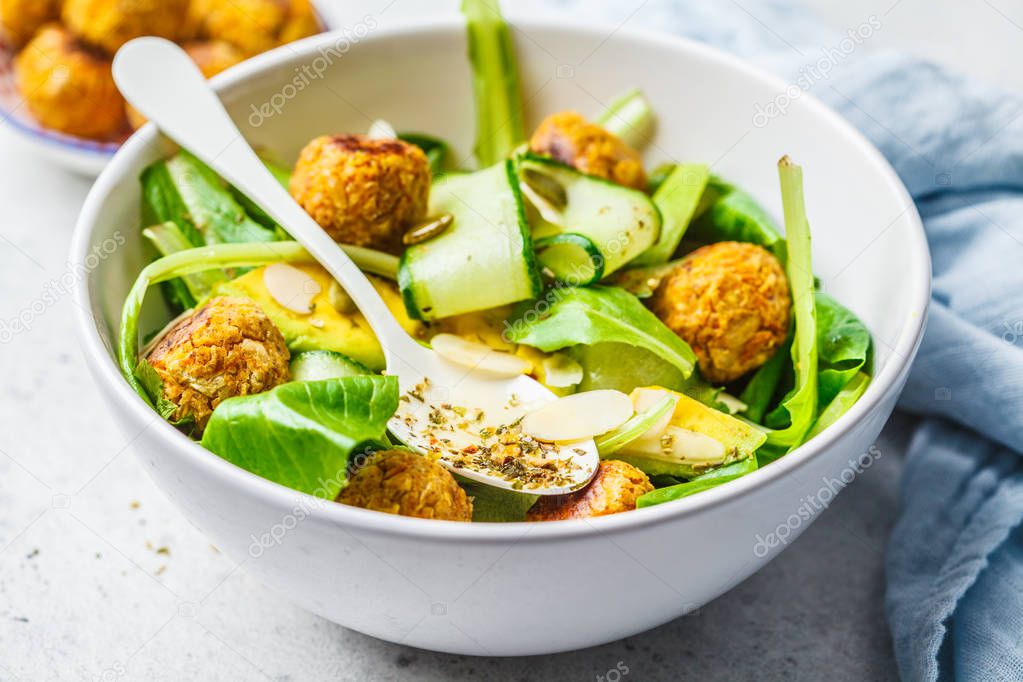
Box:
14;25;126;140
0;0;61;49
146;296;290;434
338;450;473;522
526;460;653;522
290;134;431;253
126;40;245;130
62;0;189;54
529;111;647;190
186;0;318;56
650;241;790;384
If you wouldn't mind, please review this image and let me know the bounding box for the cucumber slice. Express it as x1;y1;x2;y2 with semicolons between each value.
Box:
518;155;660;282
633;163;709;265
533;233;604;285
399;160;540;321
290;351;372;382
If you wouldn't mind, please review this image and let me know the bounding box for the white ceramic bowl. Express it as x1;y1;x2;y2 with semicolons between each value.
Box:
72;18;929;656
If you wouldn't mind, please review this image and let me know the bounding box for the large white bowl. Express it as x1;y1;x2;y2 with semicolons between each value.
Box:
72;18;929;656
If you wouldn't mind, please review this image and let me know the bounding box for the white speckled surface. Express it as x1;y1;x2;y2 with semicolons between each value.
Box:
0;1;1015;678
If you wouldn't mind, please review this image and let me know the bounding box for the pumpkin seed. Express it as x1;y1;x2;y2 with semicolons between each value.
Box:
403;213;454;245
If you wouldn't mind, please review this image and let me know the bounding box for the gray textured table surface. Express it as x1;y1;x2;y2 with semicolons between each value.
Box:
0;121;910;681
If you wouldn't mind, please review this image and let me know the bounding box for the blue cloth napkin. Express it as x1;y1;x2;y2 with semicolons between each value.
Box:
541;1;1023;678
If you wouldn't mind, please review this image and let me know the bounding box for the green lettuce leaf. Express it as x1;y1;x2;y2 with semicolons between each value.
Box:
815;292;871;407
201;376;399;499
764;158;818;449
505;285;697;379
806;371;870;440
458;477;539;522
637;456;758;508
461;0;526;166
688;177;785;260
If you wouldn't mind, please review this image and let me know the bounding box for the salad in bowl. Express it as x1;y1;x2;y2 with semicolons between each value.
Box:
117;0;872;524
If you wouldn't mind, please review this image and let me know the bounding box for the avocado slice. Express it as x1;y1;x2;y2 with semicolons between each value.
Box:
216;263;423;371
615;387;766;478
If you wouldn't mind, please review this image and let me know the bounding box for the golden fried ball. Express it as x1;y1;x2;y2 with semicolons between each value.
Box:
529;111;647;190
290;134;431;253
146;296;290;434
650;241;790;384
62;0;189;54
526;460;653;522
14;25;127;140
0;0;61;49
338;450;473;522
187;0;318;56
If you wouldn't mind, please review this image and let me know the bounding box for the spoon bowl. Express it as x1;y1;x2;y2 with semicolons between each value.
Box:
111;37;599;495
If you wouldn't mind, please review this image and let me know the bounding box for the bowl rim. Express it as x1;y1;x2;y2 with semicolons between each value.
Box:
72;16;931;543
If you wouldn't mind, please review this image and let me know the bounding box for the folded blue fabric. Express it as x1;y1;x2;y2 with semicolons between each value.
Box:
545;1;1023;678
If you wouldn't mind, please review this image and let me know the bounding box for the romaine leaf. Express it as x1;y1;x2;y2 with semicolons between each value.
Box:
461;0;526;166
636;456;758;508
815;292;871;407
633;163;709;266
201;376;399;498
594;89;655;150
505;285;697;379
458;477;539;522
806;371;870;440
688;178;785;260
739;332;792;424
763;157;818;449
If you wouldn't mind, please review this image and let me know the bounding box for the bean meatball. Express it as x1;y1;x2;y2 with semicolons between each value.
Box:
650;241;790;384
126;40;244;129
338;450;473;522
529;111;647;190
145;296;290;434
290;134;431;253
186;0;318;56
62;0;189;54
0;0;61;49
526;460;653;522
14;25;127;140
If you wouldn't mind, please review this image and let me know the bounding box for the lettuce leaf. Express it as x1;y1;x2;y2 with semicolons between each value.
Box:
461;0;526;166
201;376;398;498
636;456;758;508
505;285;697;379
815;292;871;407
763;158;818;449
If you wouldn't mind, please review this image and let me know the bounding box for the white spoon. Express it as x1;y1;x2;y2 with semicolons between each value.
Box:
112;38;599;495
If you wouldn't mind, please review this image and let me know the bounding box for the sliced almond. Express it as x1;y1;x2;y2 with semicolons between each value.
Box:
367;119;397;139
659;426;727;464
430;333;531;378
521;390;633;443
541;353;584;388
263;263;321;315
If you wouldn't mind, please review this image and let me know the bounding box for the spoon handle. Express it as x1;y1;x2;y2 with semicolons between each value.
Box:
113;37;420;363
